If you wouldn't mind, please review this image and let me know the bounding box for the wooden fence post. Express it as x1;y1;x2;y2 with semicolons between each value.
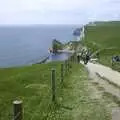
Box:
51;69;56;102
65;60;67;75
73;55;75;63
72;56;74;62
67;62;69;72
61;64;64;83
75;54;77;63
69;61;71;72
13;100;23;120
70;56;72;62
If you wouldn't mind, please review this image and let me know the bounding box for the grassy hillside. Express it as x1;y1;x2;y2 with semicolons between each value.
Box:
0;62;112;120
83;21;120;71
84;21;120;50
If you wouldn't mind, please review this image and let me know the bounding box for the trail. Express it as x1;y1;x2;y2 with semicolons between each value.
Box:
86;62;120;88
85;62;120;120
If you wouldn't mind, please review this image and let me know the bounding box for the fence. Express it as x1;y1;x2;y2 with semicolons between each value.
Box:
0;53;78;120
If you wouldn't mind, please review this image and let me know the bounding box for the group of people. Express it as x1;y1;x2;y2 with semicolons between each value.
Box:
77;49;91;64
112;55;120;66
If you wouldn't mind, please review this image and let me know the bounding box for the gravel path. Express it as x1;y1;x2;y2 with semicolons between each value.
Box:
86;62;120;87
85;62;120;120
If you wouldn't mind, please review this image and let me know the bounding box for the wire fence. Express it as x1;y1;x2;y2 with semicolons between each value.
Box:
0;53;78;120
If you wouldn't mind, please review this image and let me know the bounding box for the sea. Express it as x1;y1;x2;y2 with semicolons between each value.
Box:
0;25;80;68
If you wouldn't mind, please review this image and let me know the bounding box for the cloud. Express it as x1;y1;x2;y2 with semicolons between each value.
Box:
0;0;120;24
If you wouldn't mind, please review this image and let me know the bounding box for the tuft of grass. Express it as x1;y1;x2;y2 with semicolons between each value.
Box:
103;92;120;107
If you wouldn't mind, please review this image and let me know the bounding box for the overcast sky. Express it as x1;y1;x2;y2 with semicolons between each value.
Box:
0;0;120;25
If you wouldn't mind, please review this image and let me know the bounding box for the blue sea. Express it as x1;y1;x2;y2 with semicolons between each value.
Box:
0;25;80;68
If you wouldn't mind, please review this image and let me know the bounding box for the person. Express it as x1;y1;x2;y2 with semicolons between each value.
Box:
77;54;80;63
84;51;90;65
115;56;119;62
96;52;99;59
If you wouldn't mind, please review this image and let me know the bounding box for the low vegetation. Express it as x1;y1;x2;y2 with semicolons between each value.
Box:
83;21;120;71
0;61;112;120
52;39;63;53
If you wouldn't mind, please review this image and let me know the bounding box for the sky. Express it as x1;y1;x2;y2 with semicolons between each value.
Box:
0;0;120;25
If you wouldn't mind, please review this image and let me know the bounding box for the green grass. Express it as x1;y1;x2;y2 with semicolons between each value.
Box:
84;21;120;49
0;62;111;120
83;21;120;71
98;49;120;71
0;62;62;120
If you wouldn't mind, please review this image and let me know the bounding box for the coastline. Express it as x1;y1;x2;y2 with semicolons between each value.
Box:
35;50;74;65
35;55;49;64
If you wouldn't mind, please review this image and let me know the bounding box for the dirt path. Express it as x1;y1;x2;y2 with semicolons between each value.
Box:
85;62;120;99
86;62;120;88
85;62;120;120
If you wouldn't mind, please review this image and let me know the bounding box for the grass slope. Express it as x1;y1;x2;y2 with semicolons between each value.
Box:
0;62;112;120
84;21;120;70
84;21;120;49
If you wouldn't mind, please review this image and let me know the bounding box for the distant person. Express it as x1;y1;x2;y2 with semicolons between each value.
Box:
80;50;84;61
115;56;120;62
96;52;100;59
77;54;80;63
84;53;90;65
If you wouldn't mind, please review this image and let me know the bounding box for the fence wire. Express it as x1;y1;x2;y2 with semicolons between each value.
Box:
0;54;75;120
